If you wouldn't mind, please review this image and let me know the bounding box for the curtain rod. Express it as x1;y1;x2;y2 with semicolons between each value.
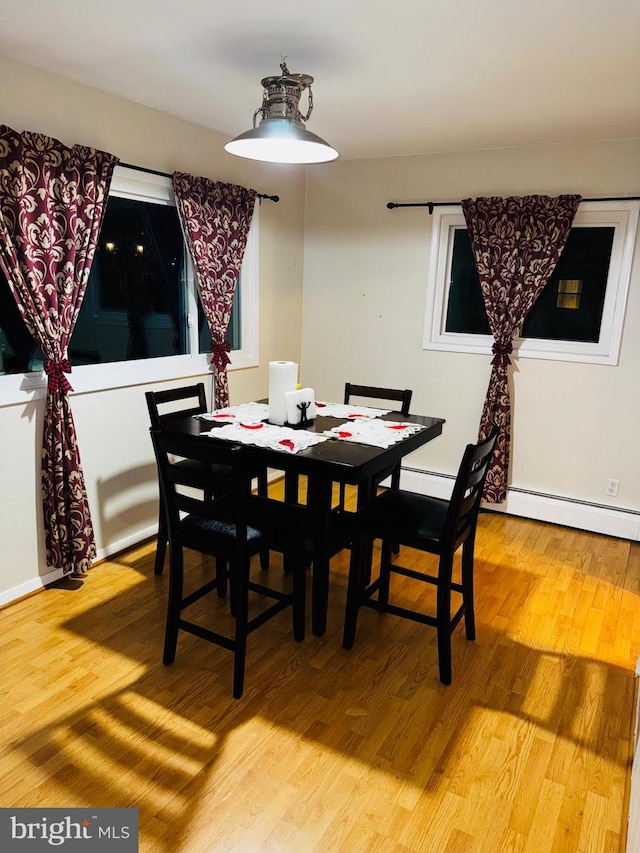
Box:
386;196;640;214
119;161;279;202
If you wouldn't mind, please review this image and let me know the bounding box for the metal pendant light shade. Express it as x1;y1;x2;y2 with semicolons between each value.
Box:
225;62;339;165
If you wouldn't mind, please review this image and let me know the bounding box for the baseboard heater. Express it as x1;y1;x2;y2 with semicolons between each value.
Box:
400;467;640;542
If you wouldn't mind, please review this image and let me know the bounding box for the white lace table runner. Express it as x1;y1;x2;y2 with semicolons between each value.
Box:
198;401;390;423
323;419;425;448
207;421;328;454
197;402;269;423
314;401;390;419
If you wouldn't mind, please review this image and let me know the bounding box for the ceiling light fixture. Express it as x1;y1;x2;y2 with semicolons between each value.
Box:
224;60;339;165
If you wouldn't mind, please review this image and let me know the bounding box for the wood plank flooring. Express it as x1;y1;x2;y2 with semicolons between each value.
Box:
1;486;638;852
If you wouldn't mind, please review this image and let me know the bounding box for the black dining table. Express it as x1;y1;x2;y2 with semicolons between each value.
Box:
160;406;445;636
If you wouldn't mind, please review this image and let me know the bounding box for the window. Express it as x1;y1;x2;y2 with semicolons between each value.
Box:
423;201;639;365
0;166;258;400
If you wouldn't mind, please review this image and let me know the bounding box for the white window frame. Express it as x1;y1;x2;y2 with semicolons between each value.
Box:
422;200;639;365
0;165;259;404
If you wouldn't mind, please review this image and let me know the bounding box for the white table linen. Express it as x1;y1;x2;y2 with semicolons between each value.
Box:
323;419;425;448
314;402;390;419
197;402;269;423
206;421;328;454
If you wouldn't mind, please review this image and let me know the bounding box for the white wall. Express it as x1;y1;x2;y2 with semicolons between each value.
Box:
301;141;640;532
0;55;307;603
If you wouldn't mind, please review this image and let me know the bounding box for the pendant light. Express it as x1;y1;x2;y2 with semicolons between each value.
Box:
224;61;339;165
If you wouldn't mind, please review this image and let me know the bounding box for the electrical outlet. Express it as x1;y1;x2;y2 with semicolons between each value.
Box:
605;478;619;497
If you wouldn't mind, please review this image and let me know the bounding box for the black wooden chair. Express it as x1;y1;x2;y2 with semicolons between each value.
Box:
339;383;413;520
150;428;306;699
146;384;268;575
343;428;498;685
344;384;412;496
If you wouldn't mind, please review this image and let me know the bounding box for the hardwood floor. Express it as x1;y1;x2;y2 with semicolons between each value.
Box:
1;486;638;852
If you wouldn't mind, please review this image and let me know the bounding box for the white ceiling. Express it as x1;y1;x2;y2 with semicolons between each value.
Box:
0;0;638;161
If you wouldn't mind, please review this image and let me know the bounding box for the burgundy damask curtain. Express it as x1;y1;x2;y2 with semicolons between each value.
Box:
172;172;256;409
462;194;581;503
0;125;118;574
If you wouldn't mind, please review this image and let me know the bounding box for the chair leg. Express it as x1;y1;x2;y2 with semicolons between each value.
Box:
461;537;476;641
356;480;377;580
154;500;168;575
162;545;183;665
338;481;347;511
343;533;367;649
390;463;401;554
228;565;238;619
436;554;454;685
232;561;250;699
257;470;270;570
378;540;393;608
292;555;306;643
257;469;269;498
216;557;228;598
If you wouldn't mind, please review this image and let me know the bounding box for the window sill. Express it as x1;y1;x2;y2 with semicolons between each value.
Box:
424;333;623;365
0;350;258;407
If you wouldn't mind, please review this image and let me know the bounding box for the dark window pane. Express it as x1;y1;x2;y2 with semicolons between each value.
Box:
444;226;612;343
0;196;187;372
72;197;187;364
0;276;38;373
522;227;613;342
445;229;491;335
0;188;244;374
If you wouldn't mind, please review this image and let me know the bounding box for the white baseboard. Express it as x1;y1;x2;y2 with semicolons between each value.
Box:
0;523;159;609
0;566;66;608
400;468;640;541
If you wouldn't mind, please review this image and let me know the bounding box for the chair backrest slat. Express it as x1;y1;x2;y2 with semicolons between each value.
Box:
443;428;498;546
344;383;412;416
146;383;208;429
